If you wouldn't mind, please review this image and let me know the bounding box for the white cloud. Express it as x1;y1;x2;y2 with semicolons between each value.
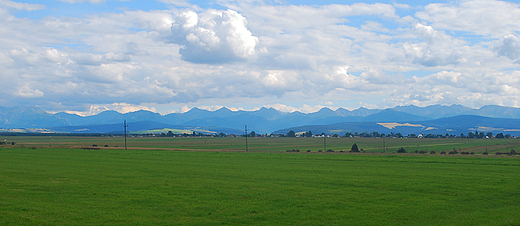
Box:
16;85;44;98
415;0;520;38
0;0;45;11
403;23;467;67
171;9;259;64
494;34;520;63
65;103;157;116
262;103;334;113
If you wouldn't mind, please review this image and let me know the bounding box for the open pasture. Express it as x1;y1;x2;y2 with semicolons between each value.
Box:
1;146;519;225
3;136;520;154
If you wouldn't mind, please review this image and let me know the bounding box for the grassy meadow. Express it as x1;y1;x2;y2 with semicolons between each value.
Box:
4;136;520;153
1;136;520;225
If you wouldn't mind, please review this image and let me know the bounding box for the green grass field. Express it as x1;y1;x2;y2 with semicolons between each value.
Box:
1;137;520;225
3;136;520;154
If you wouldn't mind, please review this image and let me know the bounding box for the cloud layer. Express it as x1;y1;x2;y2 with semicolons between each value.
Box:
1;0;520;115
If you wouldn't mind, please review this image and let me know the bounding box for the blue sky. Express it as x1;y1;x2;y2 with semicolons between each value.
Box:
1;0;520;115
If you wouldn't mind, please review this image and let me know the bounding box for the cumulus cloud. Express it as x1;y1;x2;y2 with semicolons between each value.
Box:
494;34;520;63
403;23;466;67
171;9;259;64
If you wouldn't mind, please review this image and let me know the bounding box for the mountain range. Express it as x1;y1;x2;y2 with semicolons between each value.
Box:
2;104;520;136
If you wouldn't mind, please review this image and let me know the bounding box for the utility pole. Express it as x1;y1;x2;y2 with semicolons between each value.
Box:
245;125;249;151
383;137;385;153
124;120;128;150
324;135;326;151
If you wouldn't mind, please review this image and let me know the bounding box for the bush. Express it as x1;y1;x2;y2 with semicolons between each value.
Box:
419;150;426;154
307;150;311;152
104;145;108;147
440;151;447;154
351;143;360;152
448;151;457;154
397;147;406;153
430;151;436;154
326;149;334;152
318;150;322;152
470;152;475;155
483;152;488;155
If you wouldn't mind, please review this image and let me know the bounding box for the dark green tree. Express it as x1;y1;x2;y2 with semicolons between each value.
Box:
351;143;360;152
287;130;296;137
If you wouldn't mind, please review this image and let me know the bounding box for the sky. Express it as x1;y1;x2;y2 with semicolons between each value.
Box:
1;0;520;116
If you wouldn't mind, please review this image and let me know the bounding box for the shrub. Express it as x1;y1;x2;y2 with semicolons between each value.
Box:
104;145;108;147
318;150;322;152
430;151;436;154
351;143;359;152
470;152;475;154
419;150;426;154
440;151;447;154
448;151;457;154
307;150;311;152
482;152;488;155
92;144;98;147
326;149;334;152
397;147;406;153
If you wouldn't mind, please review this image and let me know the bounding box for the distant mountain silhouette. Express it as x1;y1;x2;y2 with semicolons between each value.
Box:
2;104;520;135
274;115;520;136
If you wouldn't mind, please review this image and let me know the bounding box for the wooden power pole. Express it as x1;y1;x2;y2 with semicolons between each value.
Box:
124;120;128;150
